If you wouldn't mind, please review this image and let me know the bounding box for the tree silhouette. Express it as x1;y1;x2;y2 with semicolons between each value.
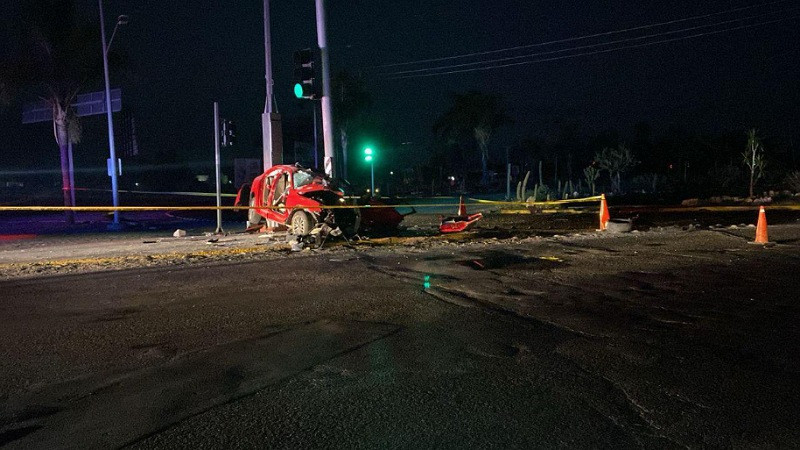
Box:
434;91;509;185
743;128;766;198
596;144;637;194
332;70;371;180
0;0;109;223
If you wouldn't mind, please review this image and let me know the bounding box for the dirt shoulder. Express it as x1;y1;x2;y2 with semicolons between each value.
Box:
0;208;795;280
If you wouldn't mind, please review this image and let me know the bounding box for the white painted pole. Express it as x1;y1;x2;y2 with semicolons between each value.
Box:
68;140;76;208
315;0;335;178
261;0;274;171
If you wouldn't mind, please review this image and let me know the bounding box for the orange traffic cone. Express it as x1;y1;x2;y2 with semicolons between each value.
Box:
754;206;769;244
458;196;467;216
599;193;610;230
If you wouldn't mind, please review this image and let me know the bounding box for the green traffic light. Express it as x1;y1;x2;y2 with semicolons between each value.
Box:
293;83;304;99
364;147;373;155
365;155;373;162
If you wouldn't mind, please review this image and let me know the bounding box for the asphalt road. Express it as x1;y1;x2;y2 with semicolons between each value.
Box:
1;225;800;448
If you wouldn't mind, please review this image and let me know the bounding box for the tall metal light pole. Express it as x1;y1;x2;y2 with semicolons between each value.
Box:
213;102;223;234
263;0;273;115
315;0;335;178
99;0;122;230
364;148;374;195
261;0;279;171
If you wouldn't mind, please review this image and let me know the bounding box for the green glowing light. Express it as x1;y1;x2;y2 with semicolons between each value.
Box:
364;147;373;155
293;83;304;99
423;275;431;289
365;155;373;162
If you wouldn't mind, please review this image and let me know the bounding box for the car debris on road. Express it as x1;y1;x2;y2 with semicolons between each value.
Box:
439;196;483;234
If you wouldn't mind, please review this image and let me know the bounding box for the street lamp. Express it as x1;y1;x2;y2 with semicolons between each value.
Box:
99;1;126;230
106;15;129;53
364;147;375;196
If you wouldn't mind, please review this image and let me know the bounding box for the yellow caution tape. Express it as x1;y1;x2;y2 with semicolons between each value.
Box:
74;187;238;198
468;195;602;206
500;208;588;215
0;198;599;212
648;205;800;212
4;196;796;214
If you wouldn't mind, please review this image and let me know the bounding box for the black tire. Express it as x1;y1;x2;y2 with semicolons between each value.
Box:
248;196;263;226
290;210;313;236
335;208;361;236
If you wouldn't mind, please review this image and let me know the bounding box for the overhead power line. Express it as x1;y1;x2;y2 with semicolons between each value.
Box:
383;6;798;77
377;0;790;69
388;15;800;80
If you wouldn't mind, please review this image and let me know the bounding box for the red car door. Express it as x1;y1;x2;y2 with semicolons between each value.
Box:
266;169;292;224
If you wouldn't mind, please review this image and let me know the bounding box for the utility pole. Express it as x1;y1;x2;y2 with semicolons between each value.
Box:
262;0;282;170
364;148;375;195
313;102;319;168
68;139;76;208
370;159;375;195
99;0;121;230
315;0;335;178
213;102;224;234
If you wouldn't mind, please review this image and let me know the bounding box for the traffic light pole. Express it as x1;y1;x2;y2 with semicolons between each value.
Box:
263;0;273;116
371;161;375;196
315;0;335;178
213;102;224;235
262;0;281;171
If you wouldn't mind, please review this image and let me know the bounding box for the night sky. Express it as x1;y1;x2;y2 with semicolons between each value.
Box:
1;0;798;180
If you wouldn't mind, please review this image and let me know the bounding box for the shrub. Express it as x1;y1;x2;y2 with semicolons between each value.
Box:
785;171;800;193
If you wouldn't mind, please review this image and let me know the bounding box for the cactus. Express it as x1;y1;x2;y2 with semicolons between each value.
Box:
560;180;572;199
515;181;522;202
520;171;530;202
584;165;600;196
538;160;543;185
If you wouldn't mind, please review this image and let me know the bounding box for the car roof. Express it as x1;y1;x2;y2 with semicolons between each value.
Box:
264;165;299;177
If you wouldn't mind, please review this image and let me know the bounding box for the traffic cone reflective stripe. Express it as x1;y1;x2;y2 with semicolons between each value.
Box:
458;196;467;216
755;206;769;244
599;194;610;230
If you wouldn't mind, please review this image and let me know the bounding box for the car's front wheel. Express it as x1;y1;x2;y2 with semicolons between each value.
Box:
290;210;313;236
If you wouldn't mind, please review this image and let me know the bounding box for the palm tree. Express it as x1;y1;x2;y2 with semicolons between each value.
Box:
434;91;509;186
0;0;106;223
332;70;371;180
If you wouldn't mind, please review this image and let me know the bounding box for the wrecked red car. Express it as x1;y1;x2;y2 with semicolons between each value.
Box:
236;164;360;237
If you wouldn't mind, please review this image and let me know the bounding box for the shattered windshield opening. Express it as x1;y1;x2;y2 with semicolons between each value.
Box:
293;170;316;188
